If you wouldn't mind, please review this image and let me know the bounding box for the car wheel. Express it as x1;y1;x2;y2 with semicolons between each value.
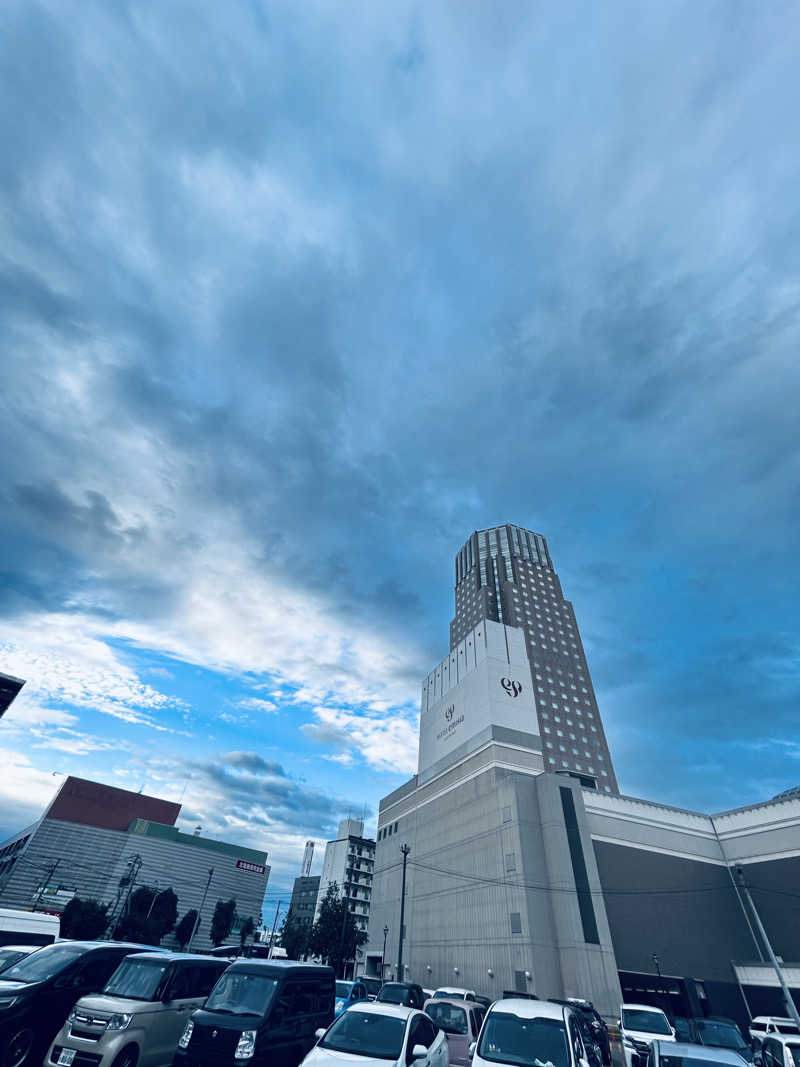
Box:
110;1048;139;1067
4;1029;34;1067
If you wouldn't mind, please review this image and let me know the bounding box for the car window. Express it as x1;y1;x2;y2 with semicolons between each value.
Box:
406;1018;423;1065
473;1008;486;1034
417;1016;437;1048
294;981;315;1015
622;1010;672;1036
427;1002;468;1035
77;952;123;989
479;1012;570;1067
569;1017;585;1062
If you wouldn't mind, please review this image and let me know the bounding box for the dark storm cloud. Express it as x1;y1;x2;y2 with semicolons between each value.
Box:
1;0;799;805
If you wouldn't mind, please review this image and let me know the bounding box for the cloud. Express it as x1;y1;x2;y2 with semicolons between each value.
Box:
0;0;799;862
237;697;278;714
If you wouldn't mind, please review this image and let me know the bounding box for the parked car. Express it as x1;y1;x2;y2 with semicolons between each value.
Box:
360;977;383;1001
648;1039;750;1067
619;1004;676;1067
761;1033;800;1067
432;988;477;1002
424;996;486;1066
0;948;39;977
335;980;370;1016
751;1020;800;1059
693;1018;753;1062
568;1000;612;1066
471;998;594;1067
301;1001;449;1067
174;959;334;1067
377;982;426;1009
44;951;228;1067
0;907;60;947
550;1000;605;1067
0;940;162;1067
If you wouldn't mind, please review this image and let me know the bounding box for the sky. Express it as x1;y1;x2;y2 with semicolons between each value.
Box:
1;1;799;921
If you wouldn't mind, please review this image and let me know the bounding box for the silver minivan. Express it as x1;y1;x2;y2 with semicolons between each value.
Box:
45;952;229;1067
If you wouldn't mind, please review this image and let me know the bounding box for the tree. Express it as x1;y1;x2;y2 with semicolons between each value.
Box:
239;916;255;950
60;897;109;940
113;886;179;946
210;898;237;946
175;909;199;950
308;882;367;977
278;913;310;961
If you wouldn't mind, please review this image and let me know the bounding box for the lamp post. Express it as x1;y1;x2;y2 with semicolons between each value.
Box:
397;845;410;980
382;926;389;980
652;954;662;978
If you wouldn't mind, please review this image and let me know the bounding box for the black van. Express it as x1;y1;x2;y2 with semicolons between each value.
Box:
0;940;163;1067
174;960;335;1067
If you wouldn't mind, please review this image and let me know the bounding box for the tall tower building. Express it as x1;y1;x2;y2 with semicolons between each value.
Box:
450;524;618;792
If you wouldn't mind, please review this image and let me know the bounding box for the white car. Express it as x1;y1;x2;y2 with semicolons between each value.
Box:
619;1004;675;1067
302;1001;449;1067
470;998;593;1067
751;1019;800;1053
761;1033;800;1067
432;988;478;1002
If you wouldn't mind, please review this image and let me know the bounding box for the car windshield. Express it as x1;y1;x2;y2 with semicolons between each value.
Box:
478;1012;569;1067
660;1057;742;1067
427;1002;468;1035
205;973;278;1016
622;1010;672;1036
336;982;353;997
0;950;27;972
696;1022;748;1050
321;1009;407;1060
378;985;410;1004
777;1027;800;1036
2;943;86;983
103;959;169;1001
434;990;461;999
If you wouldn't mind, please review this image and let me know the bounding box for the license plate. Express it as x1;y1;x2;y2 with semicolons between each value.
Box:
58;1050;76;1066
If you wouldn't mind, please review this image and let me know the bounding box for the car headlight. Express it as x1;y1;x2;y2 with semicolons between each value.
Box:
0;996;18;1010
107;1014;132;1032
235;1030;256;1060
178;1020;194;1049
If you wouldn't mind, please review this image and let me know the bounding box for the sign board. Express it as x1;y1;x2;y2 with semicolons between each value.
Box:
418;621;539;776
236;859;267;875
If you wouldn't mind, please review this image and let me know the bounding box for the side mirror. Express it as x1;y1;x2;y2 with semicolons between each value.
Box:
468;1042;477;1060
412;1045;428;1060
315;1028;326;1040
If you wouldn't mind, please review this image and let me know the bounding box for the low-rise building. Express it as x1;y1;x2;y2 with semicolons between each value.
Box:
0;776;270;952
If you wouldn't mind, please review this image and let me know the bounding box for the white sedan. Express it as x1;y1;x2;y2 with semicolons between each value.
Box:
302;1001;449;1067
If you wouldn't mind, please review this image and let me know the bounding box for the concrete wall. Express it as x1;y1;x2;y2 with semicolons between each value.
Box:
0;818;270;952
366;765;621;1016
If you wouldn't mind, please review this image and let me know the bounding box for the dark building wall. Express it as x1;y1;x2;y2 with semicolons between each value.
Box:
593;840;756;982
46;776;181;831
746;854;800;961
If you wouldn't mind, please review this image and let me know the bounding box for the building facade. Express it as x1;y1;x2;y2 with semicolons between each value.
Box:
0;776;271;953
315;819;375;935
364;526;800;1024
450;525;617;791
288;875;320;929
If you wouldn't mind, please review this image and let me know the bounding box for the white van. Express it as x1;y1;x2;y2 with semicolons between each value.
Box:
0;907;60;946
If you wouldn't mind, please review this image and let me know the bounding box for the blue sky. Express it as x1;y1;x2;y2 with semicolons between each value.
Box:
1;1;799;918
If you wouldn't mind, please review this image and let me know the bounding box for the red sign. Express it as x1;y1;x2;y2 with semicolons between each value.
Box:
236;859;266;874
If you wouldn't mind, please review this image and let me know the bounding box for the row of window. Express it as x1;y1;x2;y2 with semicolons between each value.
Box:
377;821;399;840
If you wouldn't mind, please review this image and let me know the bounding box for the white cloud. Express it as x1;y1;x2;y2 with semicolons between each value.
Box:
237;697;278;714
303;705;418;775
0;748;60;833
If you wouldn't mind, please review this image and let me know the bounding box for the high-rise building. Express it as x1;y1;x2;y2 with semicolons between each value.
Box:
288;875;320;929
450;524;618;791
314;818;375;937
0;671;25;719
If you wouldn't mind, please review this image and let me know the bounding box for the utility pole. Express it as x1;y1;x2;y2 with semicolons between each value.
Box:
397;844;410;981
32;859;60;913
145;885;161;920
187;867;214;952
267;901;282;959
734;867;800;1030
382;925;389;981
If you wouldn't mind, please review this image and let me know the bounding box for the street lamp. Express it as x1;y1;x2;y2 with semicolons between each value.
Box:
382;926;389;979
652;954;662;978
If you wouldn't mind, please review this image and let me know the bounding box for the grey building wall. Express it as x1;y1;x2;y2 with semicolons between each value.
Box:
366;763;621;1016
449;526;618;792
289;875;320;928
0;817;270;952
